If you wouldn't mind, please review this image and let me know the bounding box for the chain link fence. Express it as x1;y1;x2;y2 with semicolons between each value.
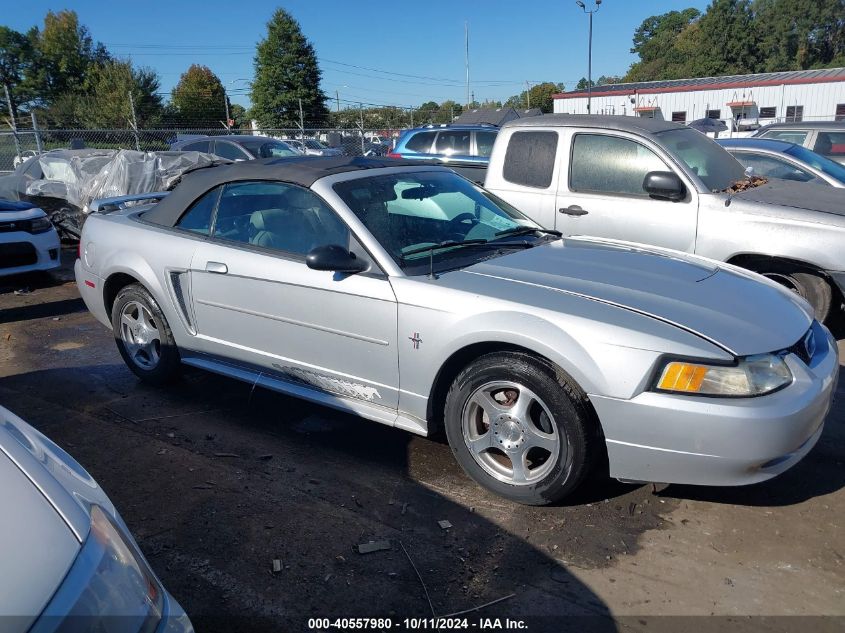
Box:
0;124;405;173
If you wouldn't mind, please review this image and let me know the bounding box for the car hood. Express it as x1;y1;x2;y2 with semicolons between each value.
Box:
455;237;811;356
732;179;845;218
0;446;79;629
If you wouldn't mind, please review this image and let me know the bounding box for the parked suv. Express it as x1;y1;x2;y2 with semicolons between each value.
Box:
388;124;498;164
753;121;845;165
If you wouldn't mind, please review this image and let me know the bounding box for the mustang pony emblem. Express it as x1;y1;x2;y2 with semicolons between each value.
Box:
408;332;423;349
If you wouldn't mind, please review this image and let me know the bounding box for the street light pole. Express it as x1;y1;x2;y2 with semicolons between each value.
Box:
576;0;601;114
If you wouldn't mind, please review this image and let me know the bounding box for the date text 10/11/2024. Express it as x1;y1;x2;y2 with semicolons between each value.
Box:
307;617;528;630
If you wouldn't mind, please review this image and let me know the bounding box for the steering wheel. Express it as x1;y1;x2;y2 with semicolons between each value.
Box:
445;212;479;239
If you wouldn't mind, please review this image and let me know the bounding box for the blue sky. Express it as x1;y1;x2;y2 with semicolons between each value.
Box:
9;0;711;109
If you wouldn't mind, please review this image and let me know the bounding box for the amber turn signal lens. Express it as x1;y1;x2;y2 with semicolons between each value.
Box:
657;362;707;392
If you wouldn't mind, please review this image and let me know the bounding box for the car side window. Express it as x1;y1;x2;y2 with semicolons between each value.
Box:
404;131;436;153
814;131;845;157
435;131;471;155
733;152;816;183
475;131;497;157
761;130;808;145
175;186;221;235
570;134;669;196
213;141;248;161
183;140;211;153
210;181;349;258
503;131;558;188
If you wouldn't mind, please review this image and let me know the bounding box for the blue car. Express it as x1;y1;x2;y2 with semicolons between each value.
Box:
388;124;498;165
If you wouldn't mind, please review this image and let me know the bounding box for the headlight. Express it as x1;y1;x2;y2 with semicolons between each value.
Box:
31;506;163;633
654;353;792;397
29;217;54;234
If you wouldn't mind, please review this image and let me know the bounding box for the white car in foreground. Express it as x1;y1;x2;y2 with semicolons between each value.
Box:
0;405;193;632
0;200;61;276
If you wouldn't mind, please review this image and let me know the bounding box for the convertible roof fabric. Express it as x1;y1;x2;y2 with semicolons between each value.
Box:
143;156;426;227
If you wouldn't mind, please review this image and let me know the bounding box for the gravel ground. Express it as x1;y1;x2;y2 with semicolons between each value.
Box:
0;254;842;632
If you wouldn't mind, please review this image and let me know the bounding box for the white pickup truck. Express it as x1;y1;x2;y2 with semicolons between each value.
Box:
477;114;845;322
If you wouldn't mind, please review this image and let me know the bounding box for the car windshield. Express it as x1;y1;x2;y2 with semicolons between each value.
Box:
240;139;299;158
333;171;548;275
784;144;845;183
656;128;746;192
304;139;326;149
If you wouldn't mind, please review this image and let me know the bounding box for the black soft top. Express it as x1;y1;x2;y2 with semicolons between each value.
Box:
143;156;428;227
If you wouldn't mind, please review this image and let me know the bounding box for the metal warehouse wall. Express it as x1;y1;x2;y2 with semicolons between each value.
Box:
553;81;845;125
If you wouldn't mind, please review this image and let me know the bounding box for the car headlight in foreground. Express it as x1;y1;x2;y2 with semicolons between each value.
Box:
654;353;793;397
30;505;164;633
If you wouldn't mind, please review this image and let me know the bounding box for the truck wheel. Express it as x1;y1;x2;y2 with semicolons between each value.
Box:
762;270;832;323
444;351;595;505
111;283;180;384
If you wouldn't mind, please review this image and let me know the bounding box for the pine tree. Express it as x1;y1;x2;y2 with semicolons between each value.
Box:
251;8;328;128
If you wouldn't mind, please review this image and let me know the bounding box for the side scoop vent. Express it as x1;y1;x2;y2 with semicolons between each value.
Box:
168;271;196;334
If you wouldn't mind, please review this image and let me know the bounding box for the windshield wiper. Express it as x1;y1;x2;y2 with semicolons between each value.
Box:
494;226;562;239
401;239;487;257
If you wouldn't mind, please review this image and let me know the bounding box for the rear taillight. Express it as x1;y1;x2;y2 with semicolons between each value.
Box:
387;151;402;159
77;241;82;261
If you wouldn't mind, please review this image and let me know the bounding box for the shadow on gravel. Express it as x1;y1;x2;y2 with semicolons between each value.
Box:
0;364;622;633
0;297;86;324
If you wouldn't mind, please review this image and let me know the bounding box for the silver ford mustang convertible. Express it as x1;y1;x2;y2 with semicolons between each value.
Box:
75;157;839;505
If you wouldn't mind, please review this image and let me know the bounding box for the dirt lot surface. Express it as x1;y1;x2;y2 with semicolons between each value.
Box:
1;254;843;632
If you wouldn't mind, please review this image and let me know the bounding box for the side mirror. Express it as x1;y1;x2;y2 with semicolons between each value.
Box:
306;244;368;273
643;171;686;201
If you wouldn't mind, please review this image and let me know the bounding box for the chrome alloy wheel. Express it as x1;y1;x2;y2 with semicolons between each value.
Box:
461;381;563;485
119;301;162;370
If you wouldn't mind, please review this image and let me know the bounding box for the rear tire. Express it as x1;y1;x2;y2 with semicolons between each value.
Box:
761;269;832;323
111;283;180;384
443;351;596;505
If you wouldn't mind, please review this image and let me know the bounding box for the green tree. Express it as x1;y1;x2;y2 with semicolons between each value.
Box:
251;8;329;128
575;77;594;90
505;82;564;112
170;64;227;127
753;0;845;71
34;10;106;103
625;8;701;81
75;60;161;128
693;0;757;76
229;103;248;129
0;26;36;118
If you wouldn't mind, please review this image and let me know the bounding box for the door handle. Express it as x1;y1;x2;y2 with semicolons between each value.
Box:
205;261;228;274
559;205;589;216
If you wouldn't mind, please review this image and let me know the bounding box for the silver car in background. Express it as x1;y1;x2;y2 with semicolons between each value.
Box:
718;138;845;187
75;157;838;505
0;405;192;632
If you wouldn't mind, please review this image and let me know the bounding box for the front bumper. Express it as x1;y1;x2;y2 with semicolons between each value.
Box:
0;229;60;277
592;321;839;487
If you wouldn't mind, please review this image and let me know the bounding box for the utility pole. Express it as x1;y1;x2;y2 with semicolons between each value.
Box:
3;83;21;158
465;21;470;109
224;89;231;132
298;98;305;139
128;91;141;151
336;90;340;113
31;111;43;154
359;103;365;155
526;81;531;109
576;0;601;114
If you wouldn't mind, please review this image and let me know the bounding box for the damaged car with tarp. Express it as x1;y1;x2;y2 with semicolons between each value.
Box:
0;149;225;241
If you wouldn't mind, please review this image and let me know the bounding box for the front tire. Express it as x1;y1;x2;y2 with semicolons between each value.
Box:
111;283;180;384
444;351;596;505
761;269;832;323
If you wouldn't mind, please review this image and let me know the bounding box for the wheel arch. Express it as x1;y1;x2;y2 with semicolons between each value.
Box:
726;252;832;278
425;342;603;443
103;272;142;317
